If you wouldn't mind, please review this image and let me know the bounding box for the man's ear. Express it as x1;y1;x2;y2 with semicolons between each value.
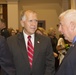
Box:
70;21;76;31
20;20;24;27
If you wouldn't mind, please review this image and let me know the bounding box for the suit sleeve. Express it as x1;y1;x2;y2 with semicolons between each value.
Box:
44;38;55;75
0;36;15;75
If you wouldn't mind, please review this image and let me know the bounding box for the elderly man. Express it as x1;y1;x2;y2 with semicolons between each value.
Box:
55;9;76;75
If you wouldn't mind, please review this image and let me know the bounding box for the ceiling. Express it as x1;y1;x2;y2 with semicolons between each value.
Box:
20;0;61;4
0;0;61;4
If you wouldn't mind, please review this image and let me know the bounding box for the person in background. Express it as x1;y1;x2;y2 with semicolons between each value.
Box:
47;27;59;71
55;9;76;75
11;29;16;36
0;19;10;39
36;27;48;36
7;10;55;75
0;35;15;75
56;34;67;65
15;29;19;34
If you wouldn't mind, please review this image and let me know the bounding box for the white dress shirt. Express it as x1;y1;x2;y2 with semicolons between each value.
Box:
23;31;34;49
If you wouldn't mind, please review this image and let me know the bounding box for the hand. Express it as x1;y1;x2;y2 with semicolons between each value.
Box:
53;52;58;57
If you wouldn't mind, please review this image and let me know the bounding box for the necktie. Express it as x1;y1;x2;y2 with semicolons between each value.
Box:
27;36;34;68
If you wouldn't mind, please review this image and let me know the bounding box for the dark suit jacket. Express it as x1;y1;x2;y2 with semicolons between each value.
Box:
0;35;15;75
55;42;76;75
1;28;10;39
7;32;55;75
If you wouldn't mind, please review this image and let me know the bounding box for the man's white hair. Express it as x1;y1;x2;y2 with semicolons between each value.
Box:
21;10;37;21
59;9;76;22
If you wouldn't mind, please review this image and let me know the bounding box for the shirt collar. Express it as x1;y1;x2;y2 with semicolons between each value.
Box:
72;36;76;44
23;30;34;38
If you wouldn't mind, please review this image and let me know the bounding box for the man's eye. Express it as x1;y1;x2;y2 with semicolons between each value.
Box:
59;23;63;27
35;20;38;22
29;20;32;22
29;20;38;22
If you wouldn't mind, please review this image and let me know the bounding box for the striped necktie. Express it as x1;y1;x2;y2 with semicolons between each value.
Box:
27;35;34;68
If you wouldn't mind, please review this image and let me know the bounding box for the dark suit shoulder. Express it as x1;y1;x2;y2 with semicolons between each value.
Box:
0;35;5;39
7;32;24;44
7;35;17;40
0;35;6;43
36;33;50;39
7;32;21;40
35;33;50;42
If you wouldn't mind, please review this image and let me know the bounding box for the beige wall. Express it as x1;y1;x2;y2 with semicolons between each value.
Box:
7;2;18;30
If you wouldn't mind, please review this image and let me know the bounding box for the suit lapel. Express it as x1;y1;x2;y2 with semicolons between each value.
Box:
17;32;30;68
32;34;41;67
17;33;42;69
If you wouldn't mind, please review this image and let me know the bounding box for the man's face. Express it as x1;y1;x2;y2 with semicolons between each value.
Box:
58;18;72;42
22;13;38;35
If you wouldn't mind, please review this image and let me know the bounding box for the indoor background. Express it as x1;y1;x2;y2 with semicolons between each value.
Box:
0;0;75;38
